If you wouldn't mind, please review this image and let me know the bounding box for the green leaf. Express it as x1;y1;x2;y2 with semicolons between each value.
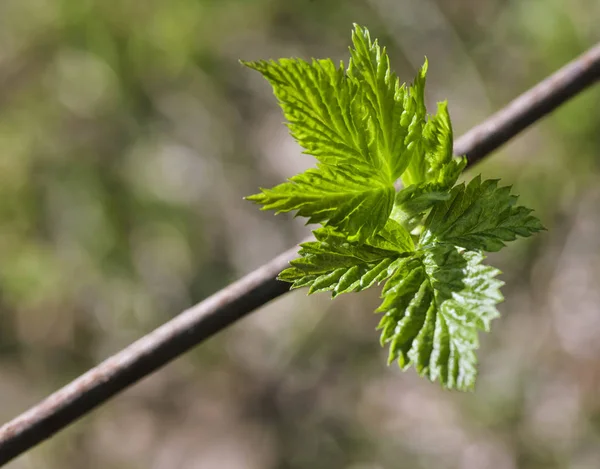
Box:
241;57;377;175
243;25;442;241
393;183;451;220
347;24;418;180
243;24;546;392
422;176;545;252
366;219;416;252
243;25;435;185
396;60;428;186
401;100;466;187
423;102;459;178
390;115;466;228
279;228;410;297
247;164;395;242
390;182;452;231
376;245;503;390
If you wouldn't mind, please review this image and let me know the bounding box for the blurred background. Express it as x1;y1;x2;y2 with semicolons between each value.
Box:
0;0;599;467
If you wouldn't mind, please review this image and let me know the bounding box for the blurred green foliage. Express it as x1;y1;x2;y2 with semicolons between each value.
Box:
0;0;599;468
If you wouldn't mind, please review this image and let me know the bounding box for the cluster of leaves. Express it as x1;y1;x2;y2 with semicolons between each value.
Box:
242;24;543;390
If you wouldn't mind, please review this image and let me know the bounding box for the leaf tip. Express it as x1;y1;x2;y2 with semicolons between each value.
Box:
244;192;264;203
421;56;429;75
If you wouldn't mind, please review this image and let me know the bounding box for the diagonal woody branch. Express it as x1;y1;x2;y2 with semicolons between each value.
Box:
456;43;600;164
0;41;599;466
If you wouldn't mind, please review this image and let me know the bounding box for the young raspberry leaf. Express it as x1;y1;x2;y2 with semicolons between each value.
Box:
390;160;466;229
241;58;376;173
279;227;412;297
377;245;503;391
393;102;466;228
402;101;465;186
365;219;416;252
348;24;423;180
392;183;451;224
243;24;545;392
421;176;545;252
243;24;437;241
247;164;394;242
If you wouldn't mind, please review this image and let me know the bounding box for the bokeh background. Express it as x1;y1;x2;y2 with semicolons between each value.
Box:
1;0;600;467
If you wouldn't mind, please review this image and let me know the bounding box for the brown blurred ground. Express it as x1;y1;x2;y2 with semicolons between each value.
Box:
1;0;600;468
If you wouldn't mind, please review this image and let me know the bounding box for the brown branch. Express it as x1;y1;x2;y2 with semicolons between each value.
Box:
1;41;599;466
456;43;600;165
